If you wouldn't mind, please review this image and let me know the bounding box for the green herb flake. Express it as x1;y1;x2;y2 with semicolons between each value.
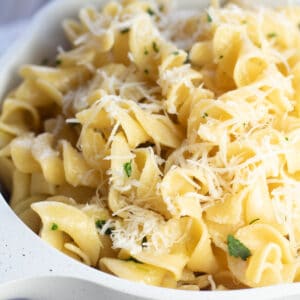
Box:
152;41;160;53
125;257;143;264
184;52;190;64
105;227;113;235
95;220;114;235
202;112;208;118
172;51;179;55
124;161;132;177
144;49;149;55
120;28;130;34
51;223;58;231
267;32;277;39
144;69;149;74
249;218;260;225
147;8;155;16
55;59;62;66
219;55;224;59
227;234;251;261
95;219;106;229
242;20;247;24
41;58;49;65
285;137;289;141
184;57;190;64
159;4;164;12
142;236;148;248
207;12;213;23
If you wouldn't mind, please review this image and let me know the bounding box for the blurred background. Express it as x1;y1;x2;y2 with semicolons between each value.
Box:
0;0;50;55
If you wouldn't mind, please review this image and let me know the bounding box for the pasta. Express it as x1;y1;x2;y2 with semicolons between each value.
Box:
3;0;300;291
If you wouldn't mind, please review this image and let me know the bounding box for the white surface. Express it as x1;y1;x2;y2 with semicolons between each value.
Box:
0;0;49;55
0;0;300;299
0;0;48;24
0;21;27;55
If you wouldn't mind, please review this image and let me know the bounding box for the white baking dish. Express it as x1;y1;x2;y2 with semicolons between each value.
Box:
0;0;300;299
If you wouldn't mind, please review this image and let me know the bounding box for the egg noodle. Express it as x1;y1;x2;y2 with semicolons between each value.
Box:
2;0;300;290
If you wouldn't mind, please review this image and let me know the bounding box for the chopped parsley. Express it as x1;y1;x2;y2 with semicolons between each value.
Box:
159;4;164;12
142;236;147;248
227;234;251;261
95;219;114;235
184;53;190;64
41;58;49;65
120;28;130;34
202;112;208;118
267;32;277;39
55;59;62;66
172;51;179;55
124;161;132;177
144;49;149;55
95;220;106;229
285;137;289;141
147;8;155;16
51;223;58;231
144;69;149;74
152;41;159;53
207;12;213;23
125;257;143;264
219;55;224;59
104;227;113;235
249;218;260;225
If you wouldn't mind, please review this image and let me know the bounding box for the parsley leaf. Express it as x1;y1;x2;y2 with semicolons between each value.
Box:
152;41;159;53
184;52;190;64
95;220;106;229
104;227;113;235
55;59;62;66
41;58;49;65
124;161;132;177
249;218;260;225
147;8;155;16
51;223;58;231
120;28;130;34
267;32;277;38
95;220;114;235
125;257;143;264
142;236;147;248
207;12;213;23
227;234;251;261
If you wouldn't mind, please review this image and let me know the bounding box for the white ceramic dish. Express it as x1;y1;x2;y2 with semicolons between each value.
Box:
1;0;300;299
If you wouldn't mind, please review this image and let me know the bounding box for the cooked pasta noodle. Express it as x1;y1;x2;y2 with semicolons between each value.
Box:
2;0;300;290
